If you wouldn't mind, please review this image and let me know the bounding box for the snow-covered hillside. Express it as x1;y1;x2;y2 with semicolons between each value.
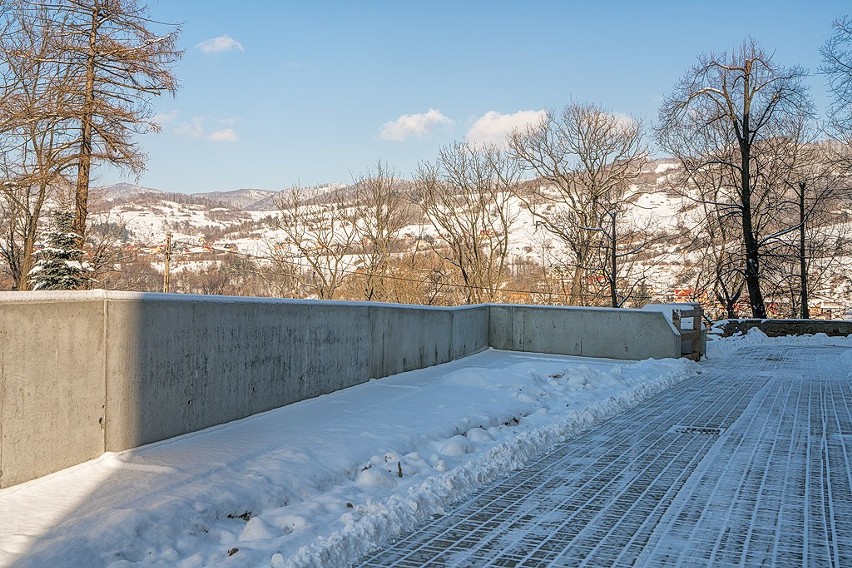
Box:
86;158;852;315
92;165;688;259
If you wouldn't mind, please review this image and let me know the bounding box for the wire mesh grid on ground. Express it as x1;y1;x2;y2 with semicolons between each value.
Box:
356;345;852;567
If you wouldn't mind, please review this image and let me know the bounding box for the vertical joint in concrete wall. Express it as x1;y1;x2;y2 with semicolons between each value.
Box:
0;340;4;487
101;294;108;454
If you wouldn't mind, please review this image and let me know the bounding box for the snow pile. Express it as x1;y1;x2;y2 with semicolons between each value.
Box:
0;350;696;568
706;326;852;358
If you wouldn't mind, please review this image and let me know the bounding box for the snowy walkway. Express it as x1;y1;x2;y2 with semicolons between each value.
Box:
0;349;695;568
358;343;852;567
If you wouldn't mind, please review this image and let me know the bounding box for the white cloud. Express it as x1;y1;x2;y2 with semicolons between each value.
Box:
152;110;179;126
196;36;244;54
172;117;239;142
208;128;238;142
609;112;639;129
466;110;547;148
380;109;452;142
174;116;204;138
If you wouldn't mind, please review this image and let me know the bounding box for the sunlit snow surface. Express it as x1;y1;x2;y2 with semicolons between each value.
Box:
358;330;852;567
0;349;696;567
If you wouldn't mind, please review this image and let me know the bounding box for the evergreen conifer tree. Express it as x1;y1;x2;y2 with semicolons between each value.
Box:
28;210;92;290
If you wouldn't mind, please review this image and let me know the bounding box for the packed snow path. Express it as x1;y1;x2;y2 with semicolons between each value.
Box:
358;344;852;567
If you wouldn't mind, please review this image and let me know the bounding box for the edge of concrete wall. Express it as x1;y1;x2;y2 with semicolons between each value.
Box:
0;292;107;487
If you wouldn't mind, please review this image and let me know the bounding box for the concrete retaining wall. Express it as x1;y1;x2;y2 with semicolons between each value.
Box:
0;292;676;488
0;296;106;489
489;304;681;360
718;318;852;338
0;291;489;487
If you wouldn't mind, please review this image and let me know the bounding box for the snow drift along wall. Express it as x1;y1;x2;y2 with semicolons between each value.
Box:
0;291;679;488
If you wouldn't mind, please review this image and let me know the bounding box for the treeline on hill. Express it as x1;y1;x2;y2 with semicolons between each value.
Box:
2;3;852;320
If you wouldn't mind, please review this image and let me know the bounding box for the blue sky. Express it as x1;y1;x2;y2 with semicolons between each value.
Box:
98;0;850;194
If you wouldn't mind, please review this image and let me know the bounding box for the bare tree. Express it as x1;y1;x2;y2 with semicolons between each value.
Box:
351;161;413;301
40;0;181;242
269;186;359;300
657;39;813;317
687;195;746;319
586;184;660;307
0;0;179;290
759;131;850;318
0;3;79;289
85;211;131;287
415;142;520;304
518;230;572;305
822;16;852;138
510;103;646;305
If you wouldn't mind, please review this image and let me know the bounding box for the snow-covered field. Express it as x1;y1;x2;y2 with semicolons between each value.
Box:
0;349;696;568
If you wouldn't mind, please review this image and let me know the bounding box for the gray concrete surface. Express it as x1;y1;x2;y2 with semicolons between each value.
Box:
0;296;106;487
489;304;681;360
103;297;377;451
719;318;852;337
0;292;493;487
360;342;852;567
0;292;678;488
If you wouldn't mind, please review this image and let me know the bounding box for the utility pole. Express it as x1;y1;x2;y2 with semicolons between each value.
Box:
798;182;809;319
609;209;618;308
163;232;172;293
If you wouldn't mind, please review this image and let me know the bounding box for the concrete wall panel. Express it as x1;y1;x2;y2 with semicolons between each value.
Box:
450;306;489;359
488;305;679;360
0;296;105;487
719;319;852;338
579;309;679;360
369;305;453;378
104;298;372;451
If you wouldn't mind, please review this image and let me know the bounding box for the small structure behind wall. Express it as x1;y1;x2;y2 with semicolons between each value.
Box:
641;303;707;360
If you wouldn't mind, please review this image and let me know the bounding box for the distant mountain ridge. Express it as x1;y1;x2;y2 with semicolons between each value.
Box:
95;182;163;202
191;188;278;210
92;183;346;211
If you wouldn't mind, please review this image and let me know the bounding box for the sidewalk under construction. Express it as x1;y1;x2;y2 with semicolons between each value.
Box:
358;344;852;567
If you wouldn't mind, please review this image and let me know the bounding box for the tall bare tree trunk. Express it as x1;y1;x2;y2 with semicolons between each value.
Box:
569;263;584;305
73;3;98;244
609;211;618;307
739;124;766;318
798;181;810;319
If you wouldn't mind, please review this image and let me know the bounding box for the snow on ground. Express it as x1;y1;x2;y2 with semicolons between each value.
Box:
0;349;695;568
706;325;852;359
